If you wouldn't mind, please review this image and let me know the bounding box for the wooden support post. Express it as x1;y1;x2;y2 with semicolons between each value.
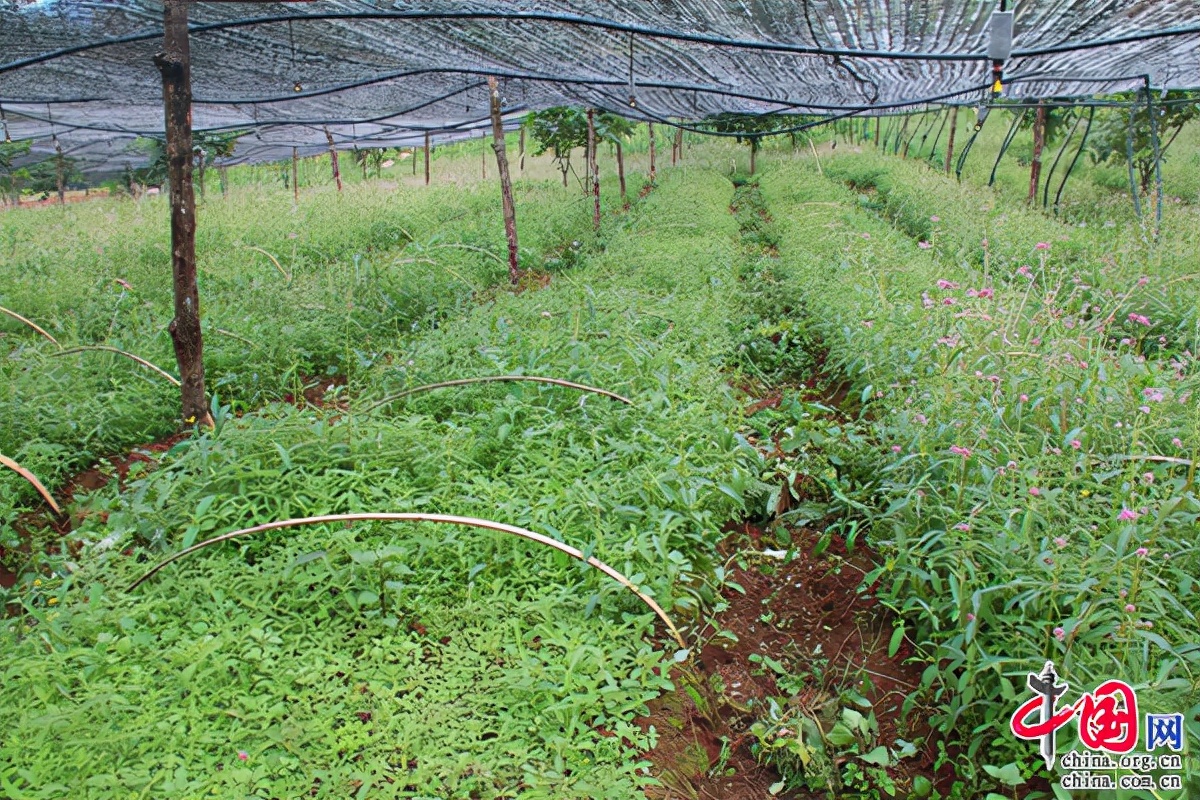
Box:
155;0;212;427
750;137;758;175
944;107;958;173
519;126;525;172
487;77;520;284
874;117;881;146
323;127;341;192
1028;100;1046;204
615;139;627;207
648;123;657;182
55;140;65;204
412;146;417;175
587;108;600;231
291;147;298;204
424;132;431;185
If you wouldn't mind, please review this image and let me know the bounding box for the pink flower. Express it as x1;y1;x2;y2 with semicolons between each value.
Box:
1137;276;1149;286
915;413;928;425
1119;589;1128;598
1035;242;1051;250
1127;313;1152;327
1028;487;1041;497
1070;439;1081;450
862;320;874;328
1135;547;1149;557
1020;394;1029;402
1118;508;1137;521
1053;626;1065;641
936;279;959;290
891;445;902;453
1142;473;1154;484
1124;603;1136;613
966;613;976;622
950;445;972;458
921;292;934;310
1142;388;1163;402
942;297;957;305
1172;437;1183;448
1016;265;1032;277
976;288;994;299
955;522;971;531
237;751;249;761
1054;536;1068;548
1139;405;1151;414
930;215;941;222
1120;337;1133;346
918;241;932;249
861;232;871;239
981;238;988;247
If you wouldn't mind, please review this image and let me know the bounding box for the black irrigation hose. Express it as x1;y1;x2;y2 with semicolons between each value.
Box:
955;113;988;181
1052;105;1095;214
988;107;1027;187
925;107;950;164
588;81;992;140
914;110;938;158
1042;109;1086;208
5;12;1196;79
1126;105;1142;218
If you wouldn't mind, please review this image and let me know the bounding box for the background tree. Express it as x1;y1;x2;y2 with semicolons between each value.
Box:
192;130;240;198
596;113;635;204
524;106;589;187
703;112;789;174
0;140;32;205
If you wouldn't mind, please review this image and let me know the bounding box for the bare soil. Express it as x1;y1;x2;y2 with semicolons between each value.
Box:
638;522;939;800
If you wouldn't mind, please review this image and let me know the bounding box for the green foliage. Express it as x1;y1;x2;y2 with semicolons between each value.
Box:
760;148;1200;796
1088;91;1200;193
523;107;634;184
0;156;787;798
0;138;32;203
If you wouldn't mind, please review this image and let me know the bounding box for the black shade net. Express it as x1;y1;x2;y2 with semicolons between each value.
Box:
1;0;1198;173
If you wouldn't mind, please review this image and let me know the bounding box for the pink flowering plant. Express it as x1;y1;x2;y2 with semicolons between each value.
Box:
768;152;1200;791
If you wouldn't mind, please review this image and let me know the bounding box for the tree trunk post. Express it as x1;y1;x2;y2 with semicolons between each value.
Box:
587;108;600;231
648;123;657;183
750;137;758;175
874;117;881;146
155;0;212;427
55;140;65;204
487;77;520;285
615;139;627;206
292;147;299;204
424;132;431;185
412;146;417;175
1028;101;1046;204
324;127;342;192
944;107;958;173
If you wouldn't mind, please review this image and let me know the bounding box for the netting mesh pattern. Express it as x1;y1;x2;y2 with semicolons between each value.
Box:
2;1;1198;170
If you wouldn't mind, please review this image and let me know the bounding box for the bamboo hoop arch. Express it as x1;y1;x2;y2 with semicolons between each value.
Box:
363;375;632;413
128;512;685;648
0;454;62;515
53;346;181;386
0;305;60;348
